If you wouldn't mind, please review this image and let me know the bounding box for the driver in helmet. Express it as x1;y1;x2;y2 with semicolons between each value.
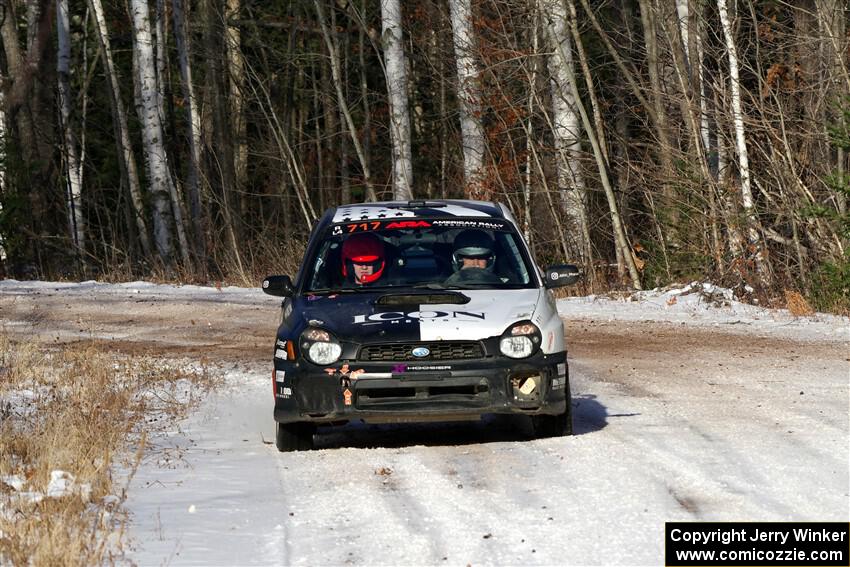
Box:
341;233;386;285
445;229;502;285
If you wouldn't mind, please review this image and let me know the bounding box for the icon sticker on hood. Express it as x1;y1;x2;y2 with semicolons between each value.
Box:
353;310;485;324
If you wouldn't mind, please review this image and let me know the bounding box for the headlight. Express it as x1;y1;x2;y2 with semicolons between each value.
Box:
499;322;541;358
300;327;342;365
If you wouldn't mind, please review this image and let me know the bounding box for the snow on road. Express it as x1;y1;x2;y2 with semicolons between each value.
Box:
1;280;848;565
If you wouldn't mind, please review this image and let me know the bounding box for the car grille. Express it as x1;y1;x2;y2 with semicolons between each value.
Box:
358;341;484;361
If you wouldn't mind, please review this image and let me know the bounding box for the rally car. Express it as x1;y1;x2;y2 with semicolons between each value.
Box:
262;200;579;451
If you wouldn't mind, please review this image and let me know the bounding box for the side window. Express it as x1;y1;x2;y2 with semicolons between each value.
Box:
497;233;530;284
308;240;342;289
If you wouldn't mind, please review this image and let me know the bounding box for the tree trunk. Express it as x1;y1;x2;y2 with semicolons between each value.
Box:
130;0;178;264
171;0;205;258
155;0;167;125
314;0;377;201
88;0;152;257
57;0;86;258
523;7;538;245
717;0;770;284
564;0;643;289
637;0;678;234
380;0;414;200
816;0;848;222
540;0;591;266
358;0;372;198
226;0;248;217
0;86;7;264
448;0;487;196
202;0;245;274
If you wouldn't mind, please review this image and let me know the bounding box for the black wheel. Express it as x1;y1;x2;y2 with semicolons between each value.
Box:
532;379;573;438
275;422;315;452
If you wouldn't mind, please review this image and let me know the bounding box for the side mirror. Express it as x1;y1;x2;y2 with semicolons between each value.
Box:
262;275;294;297
544;264;580;288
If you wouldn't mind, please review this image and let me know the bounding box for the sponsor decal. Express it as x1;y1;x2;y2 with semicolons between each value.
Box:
431;219;508;230
551;377;566;390
343;388;353;406
274;348;288;360
392;364;452;373
276;370;286;382
283;302;293;319
262;280;269;288
519;378;537;395
278;386;292;398
276;339;288;348
411;347;430;358
384;220;431;229
550;272;559;280
332;225;343;235
352;310;486;325
324;363;365;388
557;363;566;377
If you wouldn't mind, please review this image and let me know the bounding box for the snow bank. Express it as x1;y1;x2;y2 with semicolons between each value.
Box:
558;282;849;344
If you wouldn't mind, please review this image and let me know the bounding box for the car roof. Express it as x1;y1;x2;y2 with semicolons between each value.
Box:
327;200;506;223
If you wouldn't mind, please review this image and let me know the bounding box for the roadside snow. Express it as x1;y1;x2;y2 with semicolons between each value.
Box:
558;282;848;344
0;278;266;305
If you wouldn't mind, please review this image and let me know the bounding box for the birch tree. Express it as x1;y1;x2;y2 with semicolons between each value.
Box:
57;0;85;256
540;0;591;266
448;0;487;196
380;0;414;200
717;0;770;283
130;0;180;263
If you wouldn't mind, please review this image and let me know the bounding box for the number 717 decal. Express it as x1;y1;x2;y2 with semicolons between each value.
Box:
347;221;382;233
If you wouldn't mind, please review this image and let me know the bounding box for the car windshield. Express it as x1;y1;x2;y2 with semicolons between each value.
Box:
303;219;536;292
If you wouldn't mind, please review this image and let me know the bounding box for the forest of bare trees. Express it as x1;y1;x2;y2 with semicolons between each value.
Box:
0;0;848;311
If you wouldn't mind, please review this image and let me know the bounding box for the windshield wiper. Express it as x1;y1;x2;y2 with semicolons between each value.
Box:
412;282;488;290
305;288;358;295
411;283;450;290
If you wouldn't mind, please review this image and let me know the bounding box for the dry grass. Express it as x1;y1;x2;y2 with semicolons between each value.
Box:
0;335;215;565
96;235;308;290
784;289;815;317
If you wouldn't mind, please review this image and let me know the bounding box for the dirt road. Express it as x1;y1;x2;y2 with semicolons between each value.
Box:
1;281;847;565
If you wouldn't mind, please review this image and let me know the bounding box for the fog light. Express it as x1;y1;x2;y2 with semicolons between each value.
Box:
500;336;533;358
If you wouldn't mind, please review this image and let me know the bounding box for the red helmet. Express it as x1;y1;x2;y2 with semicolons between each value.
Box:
341;233;385;284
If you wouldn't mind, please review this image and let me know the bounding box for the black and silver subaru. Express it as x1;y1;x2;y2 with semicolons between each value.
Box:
262;200;579;451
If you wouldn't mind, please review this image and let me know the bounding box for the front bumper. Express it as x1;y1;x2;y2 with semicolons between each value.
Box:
272;350;569;425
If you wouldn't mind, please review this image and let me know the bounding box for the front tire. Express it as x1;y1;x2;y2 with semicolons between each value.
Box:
532;380;573;438
275;422;315;452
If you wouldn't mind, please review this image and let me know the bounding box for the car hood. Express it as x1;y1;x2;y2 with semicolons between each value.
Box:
294;288;543;343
